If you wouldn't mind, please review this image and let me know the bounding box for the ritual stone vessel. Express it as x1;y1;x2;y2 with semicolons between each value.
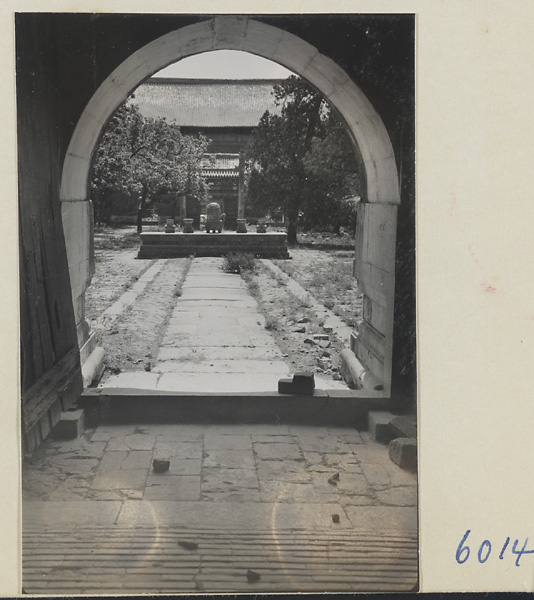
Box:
164;218;176;233
205;202;225;233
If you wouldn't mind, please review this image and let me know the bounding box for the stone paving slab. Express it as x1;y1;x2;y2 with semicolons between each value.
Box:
155;373;287;393
184;274;247;288
23;501;122;529
148;459;201;475
168;305;260;317
101;372;160;389
342;506;418;532
23;422;418;593
91;469;148;490
116;500;355;530
180;287;251;300
158;345;283;362
154;359;290;374
174;298;258;309
159;332;279;348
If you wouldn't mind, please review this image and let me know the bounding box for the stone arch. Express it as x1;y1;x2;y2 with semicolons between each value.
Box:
63;16;400;393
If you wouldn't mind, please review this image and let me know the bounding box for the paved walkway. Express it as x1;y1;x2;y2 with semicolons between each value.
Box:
23;422;418;594
101;257;348;393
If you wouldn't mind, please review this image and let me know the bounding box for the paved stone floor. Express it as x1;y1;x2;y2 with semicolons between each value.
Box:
100;257;348;393
23;422;418;594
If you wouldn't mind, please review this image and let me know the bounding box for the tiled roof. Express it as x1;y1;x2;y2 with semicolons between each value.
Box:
130;78;283;128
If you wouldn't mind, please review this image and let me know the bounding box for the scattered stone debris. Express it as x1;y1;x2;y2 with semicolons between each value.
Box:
246;569;261;583
178;541;199;551
152;459;170;473
279;371;316;394
144;361;152;372
293;326;306;333
328;473;340;486
317;358;331;370
296;317;310;324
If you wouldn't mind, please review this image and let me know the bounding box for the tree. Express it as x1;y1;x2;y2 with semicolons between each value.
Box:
246;76;361;243
91;103;210;231
302;118;361;234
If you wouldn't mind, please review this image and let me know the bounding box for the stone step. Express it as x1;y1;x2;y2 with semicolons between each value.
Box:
50;409;85;440
81;386;390;427
389;437;417;471
152;359;291;375
367;411;396;443
367;411;418;472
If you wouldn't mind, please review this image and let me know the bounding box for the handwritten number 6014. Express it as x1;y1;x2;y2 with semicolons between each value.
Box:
456;530;534;566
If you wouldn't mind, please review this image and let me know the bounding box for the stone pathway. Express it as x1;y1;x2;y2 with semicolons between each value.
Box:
101;257;348;393
23;423;418;594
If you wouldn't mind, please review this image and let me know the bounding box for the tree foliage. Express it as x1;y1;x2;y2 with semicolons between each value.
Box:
91;103;210;230
246;75;361;243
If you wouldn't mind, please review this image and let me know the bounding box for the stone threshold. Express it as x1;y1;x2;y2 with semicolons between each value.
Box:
81;387;391;427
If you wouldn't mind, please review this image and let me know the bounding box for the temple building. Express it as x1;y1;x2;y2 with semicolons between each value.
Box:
130;78;284;229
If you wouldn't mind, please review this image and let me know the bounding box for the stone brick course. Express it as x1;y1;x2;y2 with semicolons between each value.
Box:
23;422;417;594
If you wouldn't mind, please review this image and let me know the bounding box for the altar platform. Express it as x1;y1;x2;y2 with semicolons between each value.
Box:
138;231;290;259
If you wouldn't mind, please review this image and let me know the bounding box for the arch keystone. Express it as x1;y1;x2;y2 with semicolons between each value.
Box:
213;16;248;50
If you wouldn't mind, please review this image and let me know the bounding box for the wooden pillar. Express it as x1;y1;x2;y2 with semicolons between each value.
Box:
237;153;245;219
180;195;187;220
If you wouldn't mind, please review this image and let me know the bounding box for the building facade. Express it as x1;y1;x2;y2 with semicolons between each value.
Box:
131;78;283;229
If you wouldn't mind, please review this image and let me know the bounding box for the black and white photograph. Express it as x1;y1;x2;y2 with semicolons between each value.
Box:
18;10;417;595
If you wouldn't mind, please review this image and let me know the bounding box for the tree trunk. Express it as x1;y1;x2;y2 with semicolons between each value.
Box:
137;187;148;233
286;196;300;245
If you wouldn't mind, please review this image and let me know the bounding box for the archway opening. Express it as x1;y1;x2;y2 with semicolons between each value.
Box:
62;17;400;395
85;49;369;393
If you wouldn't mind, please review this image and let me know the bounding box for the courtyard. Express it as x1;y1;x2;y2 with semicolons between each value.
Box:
22;227;418;594
23;423;417;594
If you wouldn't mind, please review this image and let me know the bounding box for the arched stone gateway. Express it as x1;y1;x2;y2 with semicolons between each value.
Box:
62;16;400;394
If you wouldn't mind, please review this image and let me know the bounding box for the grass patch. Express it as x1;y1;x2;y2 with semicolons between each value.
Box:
272;248;363;330
173;257;192;297
264;315;278;331
222;252;258;274
94;228;141;250
242;270;260;297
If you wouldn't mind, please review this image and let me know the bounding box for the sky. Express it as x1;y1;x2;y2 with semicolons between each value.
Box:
154;49;293;79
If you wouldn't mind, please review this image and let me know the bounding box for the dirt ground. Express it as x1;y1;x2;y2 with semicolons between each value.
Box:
85;227;149;323
85;227;363;382
273;248;363;328
245;262;348;378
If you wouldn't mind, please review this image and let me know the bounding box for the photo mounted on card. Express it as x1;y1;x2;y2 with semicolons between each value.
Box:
17;12;416;594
